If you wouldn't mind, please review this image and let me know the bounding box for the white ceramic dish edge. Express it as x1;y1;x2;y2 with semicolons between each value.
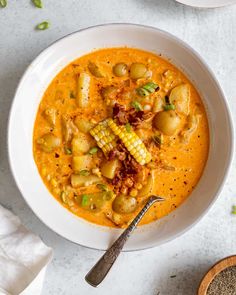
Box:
8;23;234;251
176;0;236;8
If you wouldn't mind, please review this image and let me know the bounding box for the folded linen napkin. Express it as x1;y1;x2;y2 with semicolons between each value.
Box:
0;205;53;295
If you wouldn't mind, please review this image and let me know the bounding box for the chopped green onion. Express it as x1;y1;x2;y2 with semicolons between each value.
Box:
32;0;43;8
142;82;159;93
79;169;90;176
36;21;50;30
96;183;108;192
164;104;175;111
89;147;98;155
60;191;67;203
153;135;163;146
81;194;89;206
136;87;150;97
131;101;143;111
70;91;75;99
137;82;159;97
125;123;131;132
64;147;72;155
0;0;7;7
232;205;236;215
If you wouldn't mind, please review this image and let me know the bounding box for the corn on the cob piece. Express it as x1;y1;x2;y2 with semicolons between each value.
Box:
107;118;152;165
90;119;117;154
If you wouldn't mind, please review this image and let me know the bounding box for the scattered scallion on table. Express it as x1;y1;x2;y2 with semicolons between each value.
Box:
36;21;50;30
0;0;7;8
32;0;43;8
231;205;236;215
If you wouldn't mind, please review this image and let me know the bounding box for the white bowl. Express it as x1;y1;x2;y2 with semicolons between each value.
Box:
8;24;234;251
176;0;236;8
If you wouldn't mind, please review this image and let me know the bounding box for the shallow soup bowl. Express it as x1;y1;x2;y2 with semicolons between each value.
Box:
8;24;233;251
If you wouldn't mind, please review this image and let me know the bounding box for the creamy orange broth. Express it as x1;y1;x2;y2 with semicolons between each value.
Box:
33;48;209;228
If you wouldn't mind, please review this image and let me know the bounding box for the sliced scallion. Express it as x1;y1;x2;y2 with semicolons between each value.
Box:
36;21;50;30
137;82;159;97
0;0;7;7
64;147;72;155
79;169;90;176
131;101;143;111
81;194;89;206
232;205;236;215
89;147;98;155
153;135;163;147
96;183;108;192
32;0;43;8
125;123;131;132
164;104;175;111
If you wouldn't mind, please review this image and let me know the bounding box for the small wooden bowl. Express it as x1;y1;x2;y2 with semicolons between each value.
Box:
198;255;236;295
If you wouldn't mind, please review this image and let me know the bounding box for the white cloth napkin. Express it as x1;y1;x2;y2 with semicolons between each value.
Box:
0;205;53;295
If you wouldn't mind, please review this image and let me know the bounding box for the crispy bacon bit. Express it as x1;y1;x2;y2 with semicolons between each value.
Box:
110;144;143;194
113;103;154;127
108;140;127;161
113;103;128;125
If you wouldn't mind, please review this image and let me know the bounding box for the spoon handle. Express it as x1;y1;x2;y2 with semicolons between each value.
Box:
85;195;164;287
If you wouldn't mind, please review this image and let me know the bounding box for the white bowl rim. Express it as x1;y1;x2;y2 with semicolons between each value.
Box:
7;23;234;251
175;0;236;8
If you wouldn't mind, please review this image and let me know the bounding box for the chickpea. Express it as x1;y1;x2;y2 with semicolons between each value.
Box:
112;195;137;214
153;110;181;136
113;63;128;77
130;63;147;79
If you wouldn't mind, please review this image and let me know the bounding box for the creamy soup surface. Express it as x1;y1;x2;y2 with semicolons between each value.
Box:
33;48;209;228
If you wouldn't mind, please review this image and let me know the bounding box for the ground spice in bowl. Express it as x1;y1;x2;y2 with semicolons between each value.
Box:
206;266;236;295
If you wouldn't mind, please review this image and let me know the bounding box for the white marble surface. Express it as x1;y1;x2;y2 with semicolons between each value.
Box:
1;1;236;294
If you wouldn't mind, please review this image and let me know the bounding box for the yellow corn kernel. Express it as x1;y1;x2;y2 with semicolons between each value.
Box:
51;178;58;187
130;189;138;197
135;183;143;190
90;119;117;155
107;119;151;165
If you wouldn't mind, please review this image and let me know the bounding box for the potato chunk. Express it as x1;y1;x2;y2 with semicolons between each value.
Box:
71;174;100;188
72;155;92;172
100;159;121;179
139;170;154;197
74;118;94;133
43;108;57;126
61;115;78;143
72;134;91;155
169;84;190;115
112;195;137;214
76;73;91;108
36;133;61;153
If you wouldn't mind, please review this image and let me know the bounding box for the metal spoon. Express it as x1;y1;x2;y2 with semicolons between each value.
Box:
85;195;164;287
